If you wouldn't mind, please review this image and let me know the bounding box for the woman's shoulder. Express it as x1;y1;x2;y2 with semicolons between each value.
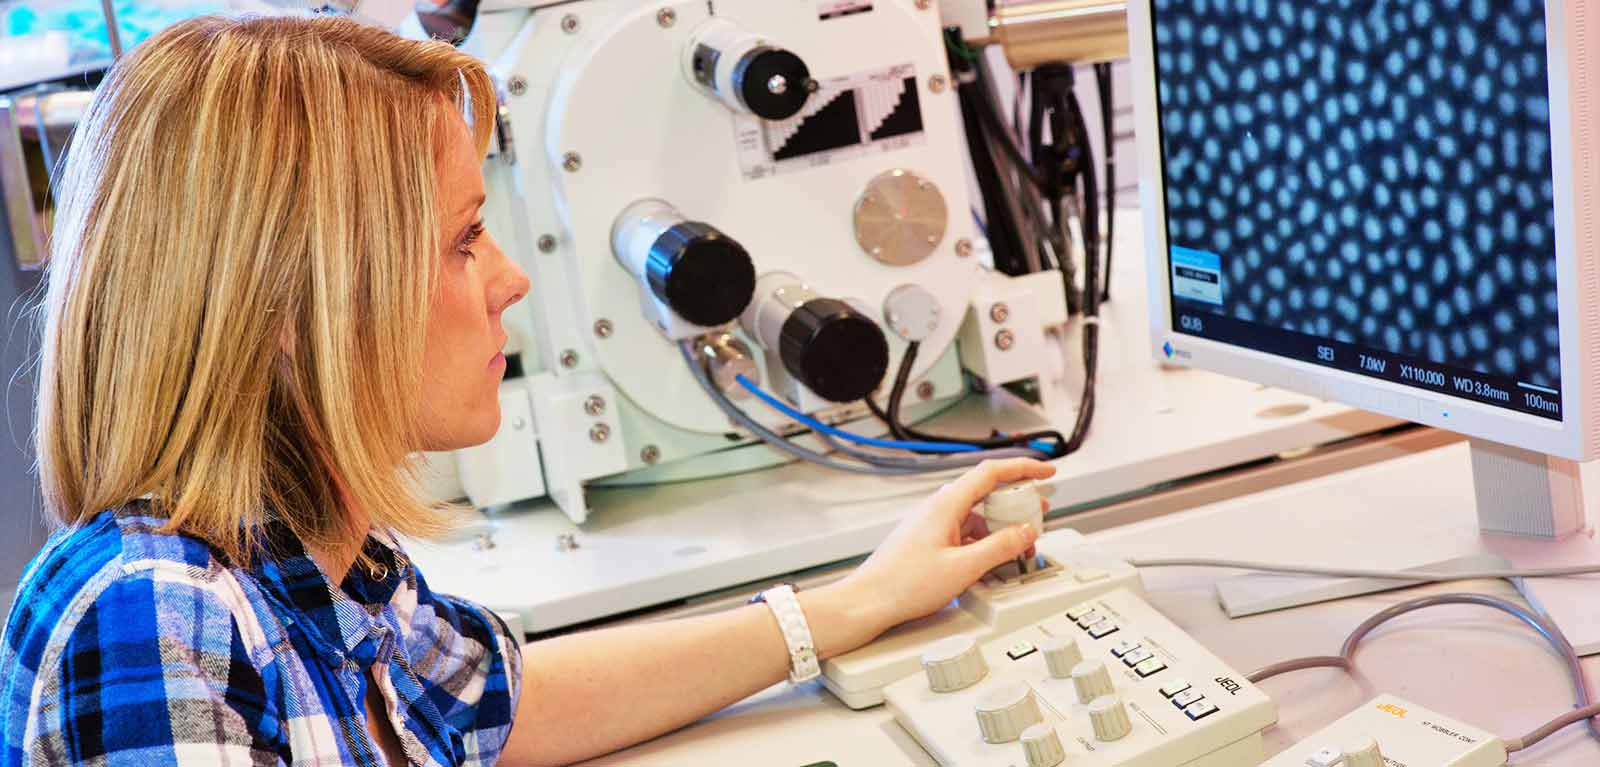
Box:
4;506;264;673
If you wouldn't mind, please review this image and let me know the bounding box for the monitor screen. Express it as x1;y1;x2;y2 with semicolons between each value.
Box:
1149;0;1562;420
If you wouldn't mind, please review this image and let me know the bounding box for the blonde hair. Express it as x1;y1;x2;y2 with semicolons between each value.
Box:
36;14;495;564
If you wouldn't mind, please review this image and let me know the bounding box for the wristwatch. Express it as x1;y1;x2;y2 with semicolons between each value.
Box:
752;583;820;683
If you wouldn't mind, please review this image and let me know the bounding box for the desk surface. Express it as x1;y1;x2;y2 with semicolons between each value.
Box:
580;441;1600;766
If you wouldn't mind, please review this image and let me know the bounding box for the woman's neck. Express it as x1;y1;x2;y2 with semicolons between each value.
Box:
310;490;373;584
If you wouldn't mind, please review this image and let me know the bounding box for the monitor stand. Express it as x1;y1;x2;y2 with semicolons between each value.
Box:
1217;439;1600;655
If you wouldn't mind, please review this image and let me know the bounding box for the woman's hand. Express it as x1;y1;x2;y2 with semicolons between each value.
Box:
831;458;1056;643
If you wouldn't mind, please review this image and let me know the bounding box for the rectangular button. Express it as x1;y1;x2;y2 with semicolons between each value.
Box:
1109;640;1141;658
1006;641;1037;660
1121;648;1155;667
1066;604;1097;620
1073;568;1110;583
1075;611;1103;629
1184;700;1219;720
1171;689;1204;708
1087;621;1119;639
1307;747;1343;767
1134;658;1167;677
1158;680;1192;698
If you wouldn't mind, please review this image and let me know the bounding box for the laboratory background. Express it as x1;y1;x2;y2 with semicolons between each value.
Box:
7;0;1600;765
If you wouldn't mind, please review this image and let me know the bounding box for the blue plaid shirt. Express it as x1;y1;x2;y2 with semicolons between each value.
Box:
0;506;523;766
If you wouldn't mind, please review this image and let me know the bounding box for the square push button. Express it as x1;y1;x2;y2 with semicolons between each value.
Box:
1005;641;1038;660
1184;700;1219;721
1159;680;1191;698
1073;568;1111;583
1075;611;1103;629
1066;604;1097;621
1306;747;1343;767
1121;649;1154;667
1133;658;1167;677
1109;640;1141;658
1087;621;1119;639
1171;689;1204;708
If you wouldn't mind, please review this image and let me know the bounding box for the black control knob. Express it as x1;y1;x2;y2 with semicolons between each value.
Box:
733;47;812;121
645;222;757;328
778;298;890;403
687;19;813;121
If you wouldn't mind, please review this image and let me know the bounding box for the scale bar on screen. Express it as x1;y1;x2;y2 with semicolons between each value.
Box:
1517;382;1559;395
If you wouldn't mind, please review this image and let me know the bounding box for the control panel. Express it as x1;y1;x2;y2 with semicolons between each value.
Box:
821;527;1141;709
883;587;1276;766
1262;694;1507;767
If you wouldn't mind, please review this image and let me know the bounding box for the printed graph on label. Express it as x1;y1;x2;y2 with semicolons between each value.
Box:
734;63;925;180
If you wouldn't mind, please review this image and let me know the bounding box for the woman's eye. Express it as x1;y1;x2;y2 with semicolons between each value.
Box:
458;221;485;258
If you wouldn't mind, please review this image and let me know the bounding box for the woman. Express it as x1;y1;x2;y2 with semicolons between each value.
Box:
0;14;1051;767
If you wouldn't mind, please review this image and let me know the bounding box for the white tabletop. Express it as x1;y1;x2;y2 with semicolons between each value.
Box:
579;441;1600;765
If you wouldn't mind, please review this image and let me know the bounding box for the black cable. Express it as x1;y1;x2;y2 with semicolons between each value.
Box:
970;54;1048;194
949;29;1032;276
868;342;1072;456
1096;62;1115;302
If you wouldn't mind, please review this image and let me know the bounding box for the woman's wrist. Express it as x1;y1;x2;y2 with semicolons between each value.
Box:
796;577;897;661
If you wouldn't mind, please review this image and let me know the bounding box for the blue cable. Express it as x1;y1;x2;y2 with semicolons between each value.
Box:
734;375;981;454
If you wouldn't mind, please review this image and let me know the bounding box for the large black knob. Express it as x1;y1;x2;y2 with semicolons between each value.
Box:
687;19;812;121
733;46;812;121
778;298;890;403
646;222;757;327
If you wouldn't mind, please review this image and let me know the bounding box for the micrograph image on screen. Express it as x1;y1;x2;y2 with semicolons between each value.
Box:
1151;0;1561;396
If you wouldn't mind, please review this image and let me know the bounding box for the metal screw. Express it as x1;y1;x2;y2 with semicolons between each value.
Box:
994;329;1015;351
589;423;611;442
768;74;788;95
929;74;948;93
507;75;528;97
656;7;676;26
594;318;613;338
556;533;579;552
537;234;557;253
583;395;607;416
916;381;936;400
561;14;580;33
955;238;974;257
641;445;661;464
562;152;582;172
990;302;1011;323
560;349;579;368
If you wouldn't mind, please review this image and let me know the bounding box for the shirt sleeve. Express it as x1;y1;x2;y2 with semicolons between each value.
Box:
406;573;523;767
22;570;287;767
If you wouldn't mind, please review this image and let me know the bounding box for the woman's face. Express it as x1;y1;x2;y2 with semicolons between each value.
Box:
417;115;530;451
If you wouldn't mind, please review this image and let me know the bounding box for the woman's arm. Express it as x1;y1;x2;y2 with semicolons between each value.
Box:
498;458;1054;767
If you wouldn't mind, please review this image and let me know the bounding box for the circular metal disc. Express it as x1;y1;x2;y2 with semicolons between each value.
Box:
853;169;949;267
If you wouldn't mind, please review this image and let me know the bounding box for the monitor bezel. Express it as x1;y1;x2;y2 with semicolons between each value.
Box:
1130;0;1600;460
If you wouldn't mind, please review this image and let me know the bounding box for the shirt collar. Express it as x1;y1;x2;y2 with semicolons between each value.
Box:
253;523;412;661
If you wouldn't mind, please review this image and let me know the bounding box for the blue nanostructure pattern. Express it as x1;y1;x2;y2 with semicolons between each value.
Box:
1153;0;1560;388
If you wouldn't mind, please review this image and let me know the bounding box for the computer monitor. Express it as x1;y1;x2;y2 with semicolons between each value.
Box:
1129;0;1600;642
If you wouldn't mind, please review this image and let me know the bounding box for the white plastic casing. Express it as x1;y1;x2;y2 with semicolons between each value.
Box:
958;270;1068;386
1130;0;1600;460
1260;695;1507;767
821;528;1141;709
884;587;1276;767
455;380;548;507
